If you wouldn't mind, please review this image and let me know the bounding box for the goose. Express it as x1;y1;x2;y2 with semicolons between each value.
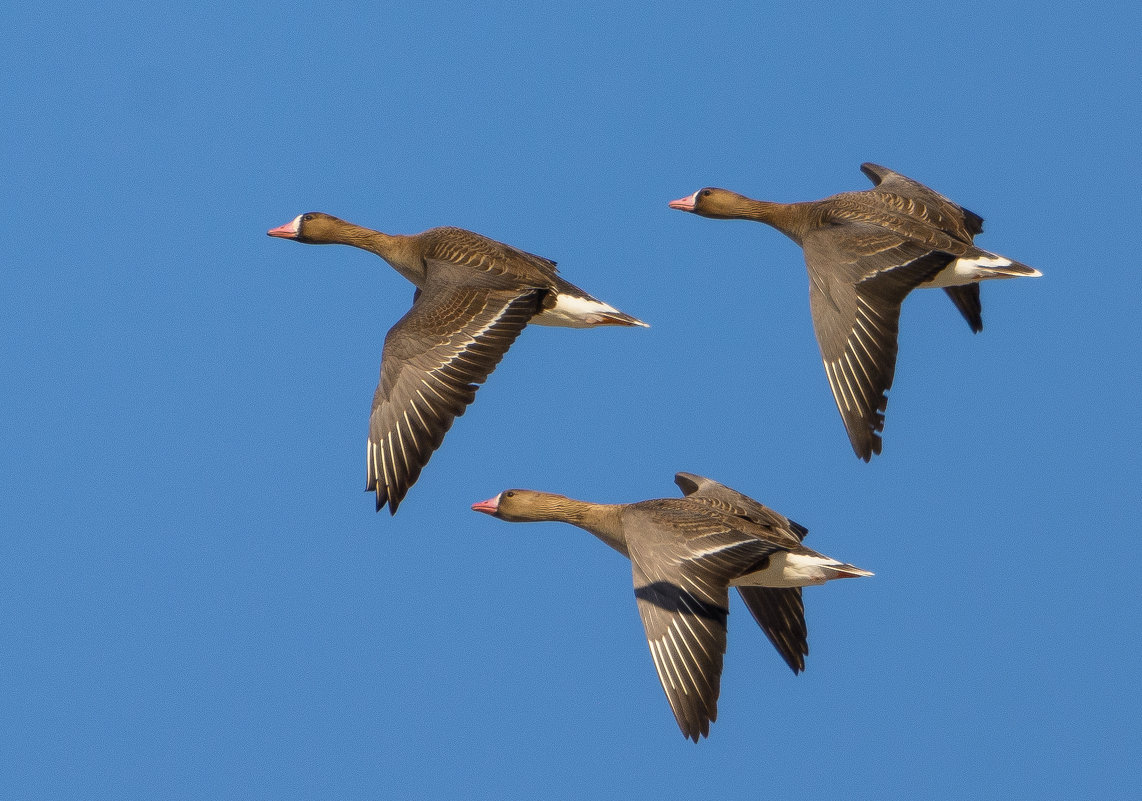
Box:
268;213;646;513
669;163;1041;460
471;472;871;742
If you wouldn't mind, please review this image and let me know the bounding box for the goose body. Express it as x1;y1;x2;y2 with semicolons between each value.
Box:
669;163;1041;460
471;472;871;742
268;213;645;514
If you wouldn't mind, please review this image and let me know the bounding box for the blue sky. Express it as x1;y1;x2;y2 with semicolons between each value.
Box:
3;2;1140;798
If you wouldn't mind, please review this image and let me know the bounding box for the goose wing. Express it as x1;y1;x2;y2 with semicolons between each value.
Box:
625;501;781;741
673;472;808;545
735;586;808;674
859;162;984;239
671;473;809;673
859;163;986;331
367;274;542;513
803;225;953;460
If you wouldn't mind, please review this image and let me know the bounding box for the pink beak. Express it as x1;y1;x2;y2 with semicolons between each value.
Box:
471;496;500;515
667;192;697;212
267;219;299;238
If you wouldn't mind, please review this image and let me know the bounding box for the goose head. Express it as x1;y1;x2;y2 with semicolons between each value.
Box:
471;490;577;523
267;212;351;244
668;187;753;219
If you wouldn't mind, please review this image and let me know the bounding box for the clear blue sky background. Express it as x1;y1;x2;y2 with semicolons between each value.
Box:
4;2;1139;799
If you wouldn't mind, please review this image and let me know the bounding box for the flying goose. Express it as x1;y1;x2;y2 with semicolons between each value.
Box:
669;163;1041;460
471;472;871;741
268;213;646;513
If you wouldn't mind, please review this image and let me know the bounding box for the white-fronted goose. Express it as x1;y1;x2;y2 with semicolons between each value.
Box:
268;213;646;514
669;163;1042;460
471;472;871;742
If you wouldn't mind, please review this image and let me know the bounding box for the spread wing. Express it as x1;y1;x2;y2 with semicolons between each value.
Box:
735;587;807;674
943;284;983;333
860;163;985;332
626;502;781;741
860;162;985;239
672;473;809;673
803;226;953;460
673;472;808;546
366;280;542;513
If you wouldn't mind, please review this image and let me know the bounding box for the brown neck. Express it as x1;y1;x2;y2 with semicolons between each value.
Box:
518;495;628;557
327;223;404;259
565;499;628;556
323;222;422;283
719;197;811;244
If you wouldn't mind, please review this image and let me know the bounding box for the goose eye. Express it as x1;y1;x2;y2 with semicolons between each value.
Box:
503;491;515;498
700;189;712;198
302;213;315;222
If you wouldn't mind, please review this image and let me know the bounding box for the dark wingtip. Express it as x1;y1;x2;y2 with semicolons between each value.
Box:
788;518;810;541
854;438;880;462
386;492;401;515
859;162;887;185
368;480;405;515
673;472;702;496
779;643;807;675
679;721;709;744
372;489;399;516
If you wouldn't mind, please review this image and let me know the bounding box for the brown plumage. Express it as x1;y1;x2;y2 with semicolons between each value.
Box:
670;163;1041;460
472;472;872;742
268;213;646;514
